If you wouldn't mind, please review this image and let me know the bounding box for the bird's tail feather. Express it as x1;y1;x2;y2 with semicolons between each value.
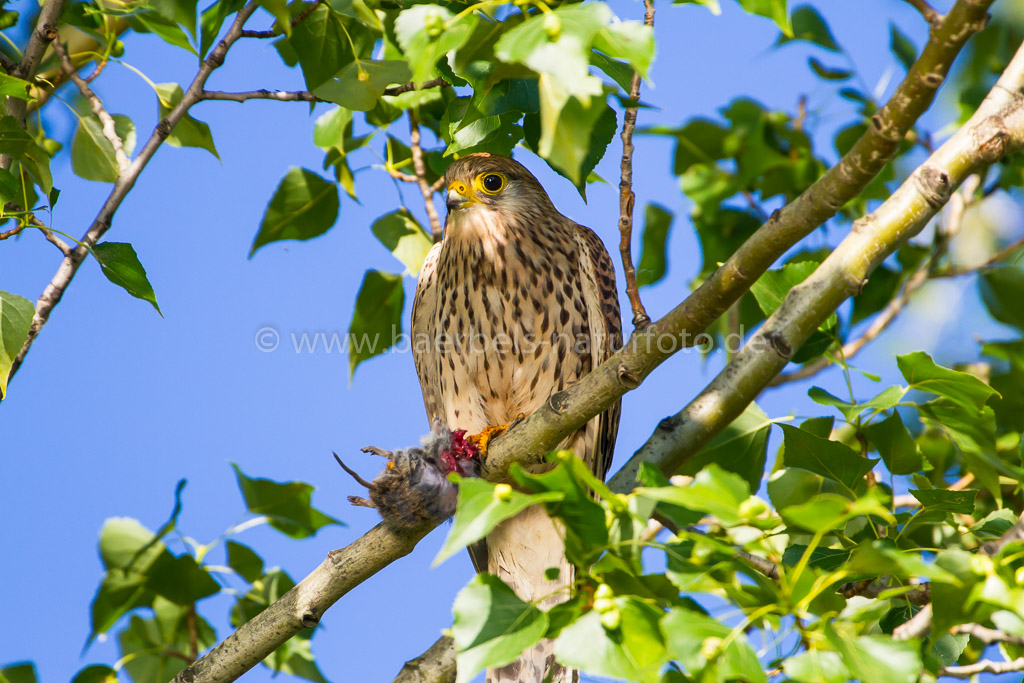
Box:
485;504;575;683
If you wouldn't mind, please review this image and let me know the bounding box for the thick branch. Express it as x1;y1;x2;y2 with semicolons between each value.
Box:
409;113;443;241
617;0;654;329
392;635;457;683
52;38;129;175
609;34;1024;491
9;2;261;380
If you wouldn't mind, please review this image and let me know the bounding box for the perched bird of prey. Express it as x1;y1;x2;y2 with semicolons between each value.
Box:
411;153;622;683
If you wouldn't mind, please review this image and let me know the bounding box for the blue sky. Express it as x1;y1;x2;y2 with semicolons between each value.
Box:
2;0;1021;681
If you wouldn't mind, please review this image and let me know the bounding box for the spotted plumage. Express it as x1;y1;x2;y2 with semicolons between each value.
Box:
412;154;622;683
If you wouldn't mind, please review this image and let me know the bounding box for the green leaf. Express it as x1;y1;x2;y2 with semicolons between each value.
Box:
910;488;977;514
452;574;549;683
71;665;116;683
828;632;921;683
145;553;220;604
347;269;404;377
808;57;852;80
155;83;219;158
785;649;850;683
897;351;998;410
283;4;374;90
781;493;866;533
0;664;36;683
781;545;850;571
131;11;198;55
556;597;667;683
636;463;750;526
314;60;413;112
251;168;340;256
91;242;162;315
775;5;836;50
635;203;673;287
512;457;609;566
118;615;188;682
862;411;922;475
889;23;917;71
807;385;904;423
751;261;817;318
979;266;1024;331
851;265;900;325
226;540;265;583
268;637;330;683
371;209;434;275
0;291;34;399
738;0;790;35
663;608;766;683
0;73;34;100
394;5;477;84
679;402;771;491
779;424;877;494
592;20;655;79
0;116;52;193
231;463;343;538
435;477;563;566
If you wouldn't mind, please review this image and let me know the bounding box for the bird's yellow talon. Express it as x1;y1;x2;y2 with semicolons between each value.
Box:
467;413;525;458
386;460;395;470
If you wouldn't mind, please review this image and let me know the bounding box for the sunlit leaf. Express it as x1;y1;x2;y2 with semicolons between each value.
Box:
251;168;340;256
0;290;33;399
231;463;343;538
452;574;549;683
347;269;404;377
91;242;162;315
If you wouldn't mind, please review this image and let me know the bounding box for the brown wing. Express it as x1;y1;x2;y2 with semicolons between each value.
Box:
411;242;443;424
573;223;623;479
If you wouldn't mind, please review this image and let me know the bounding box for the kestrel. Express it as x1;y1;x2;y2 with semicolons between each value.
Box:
411;153;622;683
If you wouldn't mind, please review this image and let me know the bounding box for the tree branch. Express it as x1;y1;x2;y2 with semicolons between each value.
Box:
894;511;1024;640
392;635;457;683
939;658;1024;678
1;0;68;169
150;3;993;681
902;0;943;26
8;1;261;381
200;78;450;105
409;112;443;242
52;38;129;176
201;89;322;103
616;0;654;329
952;623;1024;646
608;33;1024;493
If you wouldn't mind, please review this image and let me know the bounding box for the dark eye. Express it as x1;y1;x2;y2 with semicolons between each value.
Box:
482;174;504;193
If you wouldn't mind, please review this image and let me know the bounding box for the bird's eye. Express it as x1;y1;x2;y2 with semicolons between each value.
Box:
481;173;504;193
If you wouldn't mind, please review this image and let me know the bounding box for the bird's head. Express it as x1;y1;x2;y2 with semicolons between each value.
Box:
442;153;554;227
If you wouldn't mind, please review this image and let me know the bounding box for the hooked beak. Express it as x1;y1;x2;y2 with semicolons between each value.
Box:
446;182;476;211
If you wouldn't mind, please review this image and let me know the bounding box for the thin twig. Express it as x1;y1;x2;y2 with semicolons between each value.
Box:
52;38;129;175
240;0;323;39
0;52;17;74
85;57;109;83
894;512;1024;641
939;658;1024;678
42;228;71;256
2;0;68;169
200;78;449;105
953;623;1024;646
616;0;654;329
0;223;25;240
187;603;199;662
201;89;321;103
9;2;262;380
938;234;1024;276
902;0;942;26
409;112;442;242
